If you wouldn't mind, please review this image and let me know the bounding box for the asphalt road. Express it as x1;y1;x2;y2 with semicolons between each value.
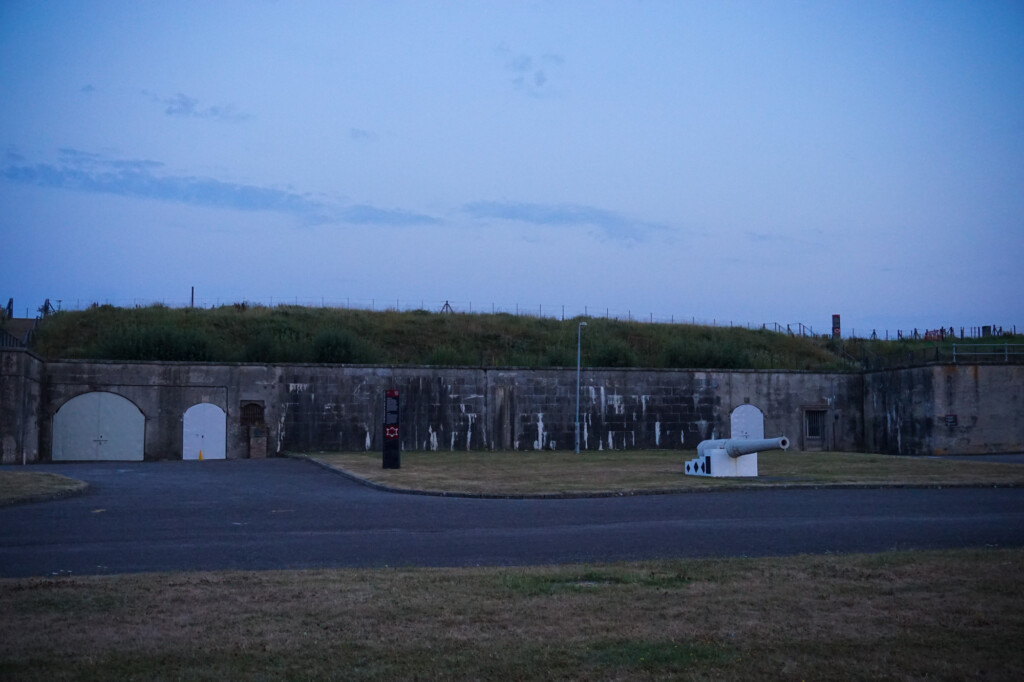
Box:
2;458;1023;578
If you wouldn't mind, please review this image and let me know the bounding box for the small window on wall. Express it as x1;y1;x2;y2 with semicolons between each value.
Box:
805;410;826;439
241;402;265;426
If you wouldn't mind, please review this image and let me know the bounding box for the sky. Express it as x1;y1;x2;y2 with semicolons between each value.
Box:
1;0;1022;337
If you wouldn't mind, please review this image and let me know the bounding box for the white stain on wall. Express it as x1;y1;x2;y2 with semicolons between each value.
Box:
276;411;286;453
534;413;546;450
466;413;476;450
887;405;903;454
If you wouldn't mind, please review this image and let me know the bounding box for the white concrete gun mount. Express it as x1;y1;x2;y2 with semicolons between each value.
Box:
685;436;790;477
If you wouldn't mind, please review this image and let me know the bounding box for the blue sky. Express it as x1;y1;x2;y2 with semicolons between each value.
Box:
2;0;1021;336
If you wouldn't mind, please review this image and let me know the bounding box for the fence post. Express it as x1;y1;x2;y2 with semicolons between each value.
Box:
953;344;957;364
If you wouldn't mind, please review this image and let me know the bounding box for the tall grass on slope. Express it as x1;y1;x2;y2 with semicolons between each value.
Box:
31;304;851;370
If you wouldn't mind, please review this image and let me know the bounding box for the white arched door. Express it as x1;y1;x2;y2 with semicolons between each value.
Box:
183;403;226;460
52;392;145;461
730;404;765;440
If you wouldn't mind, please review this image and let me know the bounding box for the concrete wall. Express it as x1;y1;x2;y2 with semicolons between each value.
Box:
864;365;1024;455
0;349;44;464
4;346;1019;462
282;366;863;454
9;355;865;461
41;360;282;461
491;368;862;453
281;367;489;453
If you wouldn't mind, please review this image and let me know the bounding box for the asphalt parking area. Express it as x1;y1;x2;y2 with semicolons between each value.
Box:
2;458;1023;577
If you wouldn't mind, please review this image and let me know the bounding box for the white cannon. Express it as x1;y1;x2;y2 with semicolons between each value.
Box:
685;436;789;478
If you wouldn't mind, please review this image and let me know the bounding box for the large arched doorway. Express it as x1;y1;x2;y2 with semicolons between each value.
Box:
183;403;227;460
52;392;145;461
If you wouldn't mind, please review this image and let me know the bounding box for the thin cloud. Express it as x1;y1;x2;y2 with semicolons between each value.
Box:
146;91;250;123
496;44;565;97
3;150;440;226
349;128;377;142
164;93;199;116
339;204;440;226
463;200;664;241
745;230;789;243
506;54;533;72
4;159;316;215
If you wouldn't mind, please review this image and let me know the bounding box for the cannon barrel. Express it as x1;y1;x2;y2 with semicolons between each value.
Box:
697;436;790;458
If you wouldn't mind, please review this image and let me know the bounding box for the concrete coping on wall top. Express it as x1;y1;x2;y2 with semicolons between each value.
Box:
35;356;858;375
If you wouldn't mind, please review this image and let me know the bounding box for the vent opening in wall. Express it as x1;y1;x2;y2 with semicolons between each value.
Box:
804;409;827;450
241;402;265;427
241;401;267;458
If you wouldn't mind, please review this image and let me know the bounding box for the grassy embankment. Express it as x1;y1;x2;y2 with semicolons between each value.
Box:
2;548;1022;680
21;303;1023;369
0;471;87;506
31;303;853;369
308;450;1024;495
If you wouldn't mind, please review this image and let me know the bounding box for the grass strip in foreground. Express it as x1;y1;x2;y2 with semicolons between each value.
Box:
2;548;1022;680
0;471;88;506
306;450;1024;496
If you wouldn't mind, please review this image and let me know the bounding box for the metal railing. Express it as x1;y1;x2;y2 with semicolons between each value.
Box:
952;344;1024;364
860;343;1024;370
0;328;28;348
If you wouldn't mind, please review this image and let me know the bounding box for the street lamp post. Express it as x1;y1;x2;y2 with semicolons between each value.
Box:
575;321;587;454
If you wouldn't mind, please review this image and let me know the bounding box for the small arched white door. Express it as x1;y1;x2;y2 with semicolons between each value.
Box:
52;392;145;461
183;403;226;460
730;404;765;440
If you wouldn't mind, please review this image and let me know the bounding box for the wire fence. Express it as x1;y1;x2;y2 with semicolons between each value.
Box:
860;343;1024;370
12;295;1020;343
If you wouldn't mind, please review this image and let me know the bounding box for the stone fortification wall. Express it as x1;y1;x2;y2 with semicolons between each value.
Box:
41;360;281;460
7;348;1018;461
283;366;863;454
0;349;44;464
864;364;1024;455
5;354;865;461
488;368;861;453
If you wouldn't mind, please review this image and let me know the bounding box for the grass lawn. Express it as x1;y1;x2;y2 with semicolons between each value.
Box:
0;471;87;506
2;548;1022;680
305;450;1024;496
